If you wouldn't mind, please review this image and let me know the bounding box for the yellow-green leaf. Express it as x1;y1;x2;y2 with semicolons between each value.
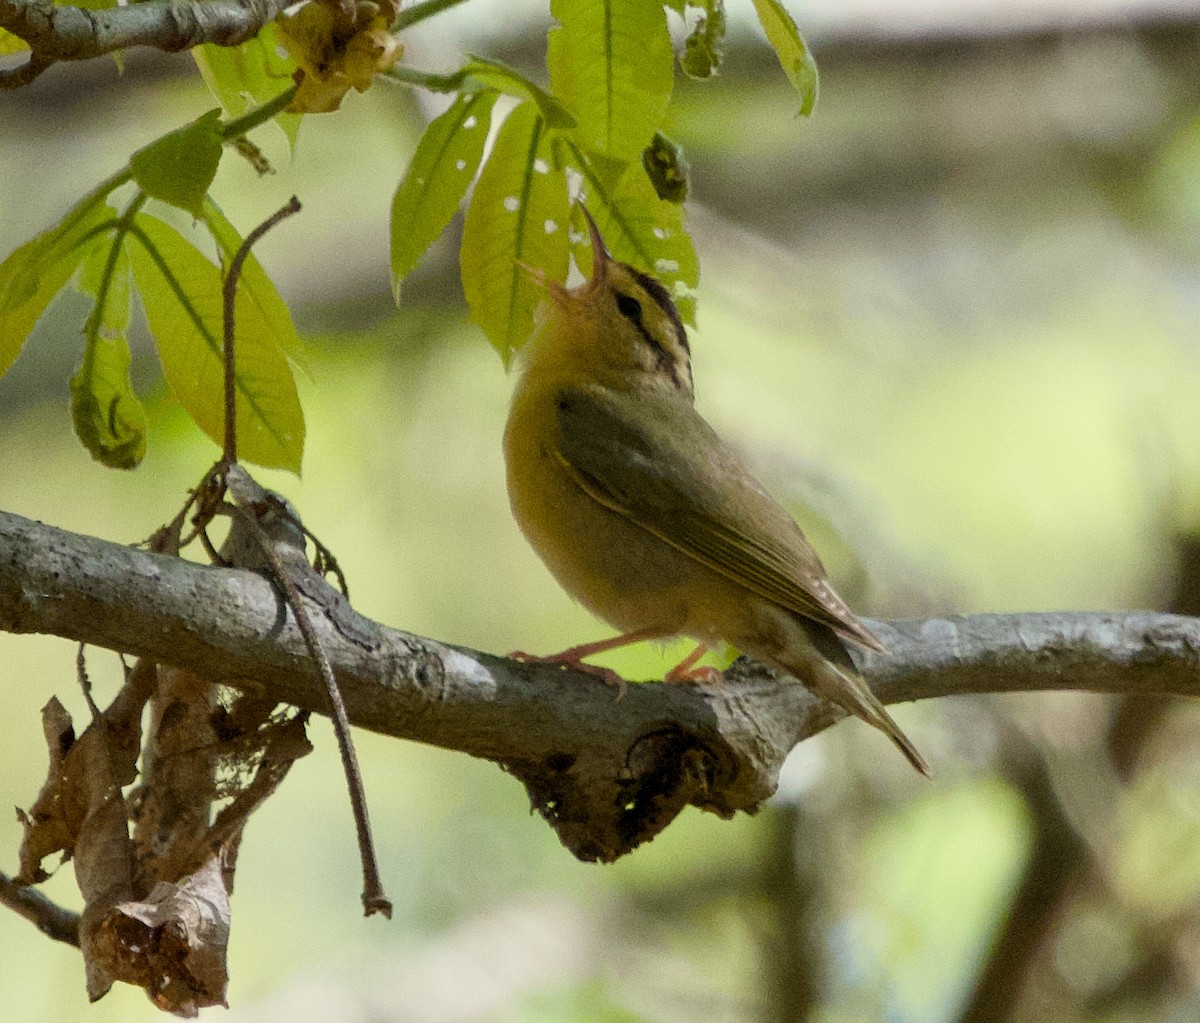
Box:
203;197;308;372
0;194;114;378
71;241;147;469
391;90;500;300
128;213;304;472
569;148;699;324
461;103;571;362
547;0;674;162
0;28;29;56
681;0;726;80
130;110;224;218
750;0;819;117
193;25;301;151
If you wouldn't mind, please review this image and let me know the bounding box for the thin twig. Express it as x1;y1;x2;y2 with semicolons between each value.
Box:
0;870;81;947
225;498;391;918
220;196;301;464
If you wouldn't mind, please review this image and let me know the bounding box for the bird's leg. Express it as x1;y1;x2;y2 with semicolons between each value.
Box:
509;627;665;700
664;643;725;684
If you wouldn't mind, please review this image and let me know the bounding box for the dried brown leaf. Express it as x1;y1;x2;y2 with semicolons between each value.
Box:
89;855;231;1016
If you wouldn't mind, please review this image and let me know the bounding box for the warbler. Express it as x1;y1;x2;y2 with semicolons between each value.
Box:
503;209;928;776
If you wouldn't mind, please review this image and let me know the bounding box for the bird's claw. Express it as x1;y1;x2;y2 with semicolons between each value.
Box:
508;650;629;701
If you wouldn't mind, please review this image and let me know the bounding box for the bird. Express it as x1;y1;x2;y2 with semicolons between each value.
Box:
502;207;929;776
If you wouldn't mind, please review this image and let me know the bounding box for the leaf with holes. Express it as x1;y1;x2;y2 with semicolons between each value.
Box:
391;89;500;300
128;214;304;472
461;103;571;363
547;0;674;162
459;57;574;130
681;0;726;80
567;147;698;325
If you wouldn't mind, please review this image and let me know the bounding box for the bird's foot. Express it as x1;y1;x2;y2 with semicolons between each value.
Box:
663;664;725;684
508;650;629;701
663;643;724;684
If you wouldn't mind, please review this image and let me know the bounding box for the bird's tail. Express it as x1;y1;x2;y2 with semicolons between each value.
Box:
828;662;931;778
788;620;931;778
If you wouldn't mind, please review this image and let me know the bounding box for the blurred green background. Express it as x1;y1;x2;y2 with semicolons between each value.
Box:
5;1;1200;1020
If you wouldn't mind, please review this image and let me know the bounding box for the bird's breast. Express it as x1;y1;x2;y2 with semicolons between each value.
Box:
504;380;701;636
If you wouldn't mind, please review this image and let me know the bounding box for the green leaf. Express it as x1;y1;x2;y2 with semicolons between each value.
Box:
662;0;686;14
750;0;819;117
568;147;699;324
0;193;115;378
681;0;725;79
548;0;674;162
461;103;571;363
193;25;301;151
641;131;689;204
202;197;308;372
391;89;500;300
0;28;29;56
128;213;304;472
71;240;148;469
130;109;224;218
459;57;574;131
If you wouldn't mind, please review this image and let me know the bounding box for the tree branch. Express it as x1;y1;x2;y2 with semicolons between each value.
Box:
0;869;81;946
0;0;293;88
2;507;1199;861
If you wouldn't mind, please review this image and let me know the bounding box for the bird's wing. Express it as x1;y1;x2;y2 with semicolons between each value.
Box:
553;385;885;652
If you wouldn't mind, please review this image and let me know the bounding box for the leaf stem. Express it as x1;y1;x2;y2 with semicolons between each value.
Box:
81;192;147;360
385;65;467;92
393;0;474;32
219;85;298;142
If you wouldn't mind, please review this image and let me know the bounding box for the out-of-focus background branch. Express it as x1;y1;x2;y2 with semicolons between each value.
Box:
6;0;1200;1020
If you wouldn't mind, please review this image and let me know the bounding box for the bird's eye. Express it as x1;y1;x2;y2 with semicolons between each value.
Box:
615;293;643;324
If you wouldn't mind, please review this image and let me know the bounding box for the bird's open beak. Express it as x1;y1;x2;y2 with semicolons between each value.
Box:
577;204;609;287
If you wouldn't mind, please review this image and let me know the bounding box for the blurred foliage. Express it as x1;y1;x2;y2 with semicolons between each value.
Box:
4;4;1200;1023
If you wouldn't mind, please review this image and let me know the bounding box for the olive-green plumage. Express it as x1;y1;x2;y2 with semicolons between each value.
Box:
503;209;928;776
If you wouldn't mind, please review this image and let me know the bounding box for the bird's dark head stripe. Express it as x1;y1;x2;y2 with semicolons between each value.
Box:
630;268;689;356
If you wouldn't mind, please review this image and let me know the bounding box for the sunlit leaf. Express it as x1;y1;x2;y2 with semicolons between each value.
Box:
547;0;674;161
568;147;699;324
193;25;301;150
202;198;308;372
750;0;819;117
461;103;571;362
0;28;29;56
127;213;304;472
459;57;574;130
0;193;115;378
130;109;224;218
391;89;500;300
681;0;726;79
71;241;147;469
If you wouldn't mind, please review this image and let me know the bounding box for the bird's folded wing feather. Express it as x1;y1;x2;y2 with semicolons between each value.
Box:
553;385;884;652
